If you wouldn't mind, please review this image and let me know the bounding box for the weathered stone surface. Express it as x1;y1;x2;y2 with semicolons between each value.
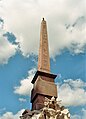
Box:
31;77;57;102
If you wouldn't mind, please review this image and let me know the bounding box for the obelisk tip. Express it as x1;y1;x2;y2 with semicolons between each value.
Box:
42;18;44;21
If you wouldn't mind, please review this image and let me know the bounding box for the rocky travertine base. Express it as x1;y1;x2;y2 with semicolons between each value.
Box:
20;97;70;119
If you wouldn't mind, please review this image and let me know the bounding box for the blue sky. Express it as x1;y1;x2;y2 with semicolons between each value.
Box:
0;48;86;118
0;0;86;119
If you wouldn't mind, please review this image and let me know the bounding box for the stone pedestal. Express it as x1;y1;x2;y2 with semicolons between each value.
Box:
31;71;57;110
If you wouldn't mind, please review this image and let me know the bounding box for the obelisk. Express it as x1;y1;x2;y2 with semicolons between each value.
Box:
38;18;50;73
31;18;57;110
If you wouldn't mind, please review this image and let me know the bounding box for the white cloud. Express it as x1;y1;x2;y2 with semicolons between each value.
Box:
0;108;6;114
64;79;86;88
71;115;81;119
71;109;86;119
58;79;86;106
0;19;17;64
14;68;36;96
19;98;27;102
0;0;86;58
14;70;86;107
82;108;86;119
0;109;24;119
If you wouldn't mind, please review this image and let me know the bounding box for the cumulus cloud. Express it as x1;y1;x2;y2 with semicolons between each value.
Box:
0;108;6;114
58;79;86;106
71;115;81;119
0;18;17;64
19;98;27;102
0;0;86;58
64;79;86;88
14;68;36;96
71;109;86;119
0;109;24;119
82;108;86;119
14;69;86;107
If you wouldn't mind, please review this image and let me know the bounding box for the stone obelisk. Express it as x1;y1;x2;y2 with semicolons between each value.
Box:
31;18;57;110
38;18;50;73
